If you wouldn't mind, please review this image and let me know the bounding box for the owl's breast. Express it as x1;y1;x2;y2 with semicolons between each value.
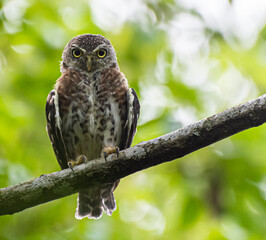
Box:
58;68;128;160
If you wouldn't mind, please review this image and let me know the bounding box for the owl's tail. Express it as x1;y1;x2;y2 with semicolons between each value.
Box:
75;180;120;219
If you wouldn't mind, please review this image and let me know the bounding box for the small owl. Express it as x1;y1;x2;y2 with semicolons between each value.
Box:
45;34;140;219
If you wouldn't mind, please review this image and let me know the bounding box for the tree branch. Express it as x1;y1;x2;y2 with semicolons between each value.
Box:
1;94;266;216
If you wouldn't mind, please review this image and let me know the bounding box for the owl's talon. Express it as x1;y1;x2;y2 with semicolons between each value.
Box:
69;165;74;172
76;155;88;164
68;160;75;171
102;146;120;160
68;155;87;171
116;147;119;157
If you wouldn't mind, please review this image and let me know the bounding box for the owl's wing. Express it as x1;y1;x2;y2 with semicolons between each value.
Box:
45;89;69;169
119;88;140;150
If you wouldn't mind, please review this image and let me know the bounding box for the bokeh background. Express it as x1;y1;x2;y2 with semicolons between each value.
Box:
1;0;266;239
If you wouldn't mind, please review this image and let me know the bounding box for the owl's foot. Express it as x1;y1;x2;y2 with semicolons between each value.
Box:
68;155;88;171
102;146;119;160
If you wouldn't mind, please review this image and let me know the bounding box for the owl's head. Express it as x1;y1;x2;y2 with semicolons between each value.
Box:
61;34;119;73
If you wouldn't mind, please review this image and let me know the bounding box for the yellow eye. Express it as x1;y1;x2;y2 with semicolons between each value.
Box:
72;48;82;58
97;49;107;58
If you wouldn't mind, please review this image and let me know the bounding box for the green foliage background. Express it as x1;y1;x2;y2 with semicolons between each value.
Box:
1;0;266;239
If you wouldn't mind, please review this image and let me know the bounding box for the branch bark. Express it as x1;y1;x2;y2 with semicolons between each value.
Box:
1;94;266;216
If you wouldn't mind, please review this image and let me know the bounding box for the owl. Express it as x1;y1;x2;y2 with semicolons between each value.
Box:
45;34;140;219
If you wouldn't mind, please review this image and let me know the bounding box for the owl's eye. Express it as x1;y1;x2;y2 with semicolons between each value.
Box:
72;49;82;58
97;49;107;58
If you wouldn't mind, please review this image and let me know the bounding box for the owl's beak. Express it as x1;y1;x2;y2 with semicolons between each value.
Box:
87;56;92;72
